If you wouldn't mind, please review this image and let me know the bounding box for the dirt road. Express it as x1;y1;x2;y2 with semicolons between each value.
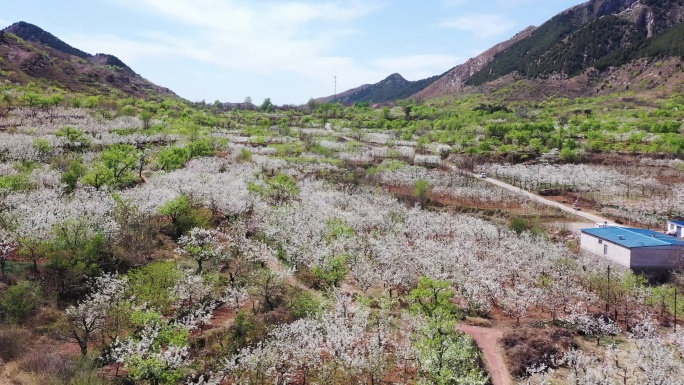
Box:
460;325;511;385
442;163;615;225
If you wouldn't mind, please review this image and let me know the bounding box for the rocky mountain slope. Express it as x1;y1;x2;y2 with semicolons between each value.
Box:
0;21;175;99
326;0;684;104
467;0;684;86
413;26;537;101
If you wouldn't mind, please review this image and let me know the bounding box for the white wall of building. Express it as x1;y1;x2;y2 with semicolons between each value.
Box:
580;233;632;268
668;222;684;238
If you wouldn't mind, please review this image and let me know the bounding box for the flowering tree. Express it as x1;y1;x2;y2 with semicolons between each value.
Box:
176;227;222;272
0;231;16;280
563;305;621;346
108;312;192;385
64;273;129;356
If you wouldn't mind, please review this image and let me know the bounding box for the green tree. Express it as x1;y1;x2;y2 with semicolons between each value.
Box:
409;276;459;318
156;147;190;171
509;217;530;234
159;195;209;238
82;163;115;189
415;317;489;385
409;277;488;385
20;92;41;108
312;255;349;288
414;179;431;209
140;110;153;130
56;126;90;152
287;291;322;319
249;269;286;311
100;144;140;186
261;97;274;112
60;159;86;194
127;262;182;312
33;138;53;161
18;236;51;271
237;148;253;162
186;139;216;158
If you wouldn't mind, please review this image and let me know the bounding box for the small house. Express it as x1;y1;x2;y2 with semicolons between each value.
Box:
667;220;684;238
580;227;684;270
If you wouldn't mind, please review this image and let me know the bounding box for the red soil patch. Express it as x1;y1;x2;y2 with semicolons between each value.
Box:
459;324;511;385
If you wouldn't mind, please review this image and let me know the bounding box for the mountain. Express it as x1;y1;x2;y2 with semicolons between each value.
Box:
414;26;537;100
318;73;445;105
325;0;684;103
316;84;371;104
0;22;175;99
467;0;684;86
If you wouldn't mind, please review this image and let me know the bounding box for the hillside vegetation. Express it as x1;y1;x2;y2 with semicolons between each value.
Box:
468;0;684;85
2;11;684;385
0;22;174;99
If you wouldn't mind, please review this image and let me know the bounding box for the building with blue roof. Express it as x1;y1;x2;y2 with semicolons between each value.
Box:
581;226;684;269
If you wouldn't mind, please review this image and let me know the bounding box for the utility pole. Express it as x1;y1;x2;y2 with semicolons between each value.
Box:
606;265;611;313
333;75;337;102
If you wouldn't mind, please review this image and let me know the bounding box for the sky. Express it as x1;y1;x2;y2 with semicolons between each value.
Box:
3;0;584;105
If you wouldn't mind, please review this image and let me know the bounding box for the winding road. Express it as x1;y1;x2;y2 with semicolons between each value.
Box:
340;132;614;226
442;163;615;225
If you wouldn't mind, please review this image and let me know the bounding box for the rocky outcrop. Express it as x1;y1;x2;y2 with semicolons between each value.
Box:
413;26;536;100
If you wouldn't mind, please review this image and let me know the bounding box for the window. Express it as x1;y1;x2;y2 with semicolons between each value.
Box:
598;239;603;244
603;244;608;255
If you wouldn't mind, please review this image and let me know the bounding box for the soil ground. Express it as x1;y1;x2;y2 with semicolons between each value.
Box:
460;324;511;385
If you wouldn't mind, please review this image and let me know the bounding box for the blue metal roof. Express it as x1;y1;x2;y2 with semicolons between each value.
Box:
582;227;684;249
669;220;684;227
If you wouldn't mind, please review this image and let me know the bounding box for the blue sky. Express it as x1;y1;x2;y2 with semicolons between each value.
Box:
3;0;583;104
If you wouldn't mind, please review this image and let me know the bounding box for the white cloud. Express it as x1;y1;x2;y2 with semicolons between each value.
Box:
67;0;398;101
439;13;516;39
63;33;214;63
371;54;463;80
91;1;384;75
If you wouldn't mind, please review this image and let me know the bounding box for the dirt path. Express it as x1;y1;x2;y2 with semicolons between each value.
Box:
443;163;615;226
459;325;511;385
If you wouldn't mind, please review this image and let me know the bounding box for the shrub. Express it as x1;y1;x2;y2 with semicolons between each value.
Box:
237;148;253;162
187;139;216;158
0;281;43;324
0;327;32;361
501;328;577;378
465;316;493;327
287;291;322;319
18;349;73;380
509;217;530;234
